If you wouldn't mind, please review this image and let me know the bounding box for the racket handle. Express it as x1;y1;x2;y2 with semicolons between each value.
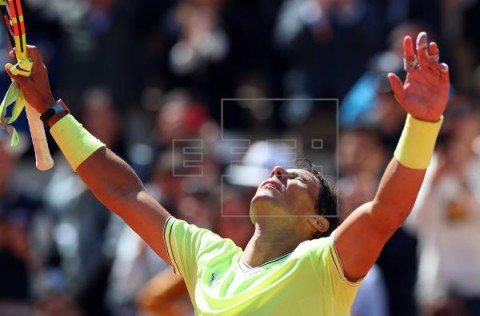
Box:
25;104;54;171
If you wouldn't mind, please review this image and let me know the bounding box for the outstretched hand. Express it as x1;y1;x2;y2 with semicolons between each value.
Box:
4;46;56;114
388;32;450;122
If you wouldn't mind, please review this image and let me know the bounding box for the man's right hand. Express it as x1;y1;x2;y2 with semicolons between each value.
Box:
5;45;56;113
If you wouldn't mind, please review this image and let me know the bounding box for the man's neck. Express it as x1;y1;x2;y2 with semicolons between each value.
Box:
242;222;306;268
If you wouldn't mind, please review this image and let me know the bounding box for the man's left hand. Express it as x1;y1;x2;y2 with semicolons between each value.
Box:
388;32;450;122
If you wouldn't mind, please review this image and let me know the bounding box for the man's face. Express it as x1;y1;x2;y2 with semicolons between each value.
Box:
250;166;321;222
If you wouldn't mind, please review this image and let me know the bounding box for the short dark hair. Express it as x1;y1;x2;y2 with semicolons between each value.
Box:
296;159;338;238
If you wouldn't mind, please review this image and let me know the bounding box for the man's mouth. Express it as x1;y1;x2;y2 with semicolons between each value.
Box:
261;181;282;192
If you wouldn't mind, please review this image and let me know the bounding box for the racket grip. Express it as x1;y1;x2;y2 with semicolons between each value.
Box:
25;104;54;171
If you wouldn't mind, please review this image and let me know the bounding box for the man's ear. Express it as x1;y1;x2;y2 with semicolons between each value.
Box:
308;215;329;233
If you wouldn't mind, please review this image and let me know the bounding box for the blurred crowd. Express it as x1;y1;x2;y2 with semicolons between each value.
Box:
1;0;480;315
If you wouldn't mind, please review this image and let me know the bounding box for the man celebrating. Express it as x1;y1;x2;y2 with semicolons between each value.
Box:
6;32;449;315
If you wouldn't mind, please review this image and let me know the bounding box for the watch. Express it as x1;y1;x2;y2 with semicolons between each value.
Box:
40;99;70;125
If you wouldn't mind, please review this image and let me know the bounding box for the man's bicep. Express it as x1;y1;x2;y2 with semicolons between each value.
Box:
333;202;394;281
111;189;173;263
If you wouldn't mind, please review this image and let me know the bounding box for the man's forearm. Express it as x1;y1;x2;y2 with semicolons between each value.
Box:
372;115;443;230
77;147;145;212
371;158;426;230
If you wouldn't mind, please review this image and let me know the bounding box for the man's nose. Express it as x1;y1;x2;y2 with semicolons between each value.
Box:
271;166;287;180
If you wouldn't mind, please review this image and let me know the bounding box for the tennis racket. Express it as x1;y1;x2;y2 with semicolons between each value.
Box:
1;0;53;170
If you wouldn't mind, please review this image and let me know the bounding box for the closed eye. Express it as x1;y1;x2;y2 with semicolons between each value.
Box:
292;172;307;183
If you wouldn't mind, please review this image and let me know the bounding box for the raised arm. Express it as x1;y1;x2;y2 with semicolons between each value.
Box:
334;32;450;281
5;46;172;262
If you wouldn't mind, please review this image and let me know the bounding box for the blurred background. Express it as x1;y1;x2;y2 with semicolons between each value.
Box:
1;0;480;315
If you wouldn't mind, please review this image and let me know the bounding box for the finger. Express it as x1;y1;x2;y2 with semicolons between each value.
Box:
26;45;42;65
403;36;418;72
5;63;16;79
440;63;450;81
5;63;29;84
388;73;405;104
9;50;15;58
403;36;415;61
428;42;439;61
416;32;429;68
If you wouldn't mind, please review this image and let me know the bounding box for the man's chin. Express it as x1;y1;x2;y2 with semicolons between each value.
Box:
250;193;281;218
253;186;282;199
251;191;278;204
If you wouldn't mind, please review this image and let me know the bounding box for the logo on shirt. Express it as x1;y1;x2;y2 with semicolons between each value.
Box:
209;273;222;286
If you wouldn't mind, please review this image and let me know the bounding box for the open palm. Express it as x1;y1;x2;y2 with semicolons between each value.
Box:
388;33;450;122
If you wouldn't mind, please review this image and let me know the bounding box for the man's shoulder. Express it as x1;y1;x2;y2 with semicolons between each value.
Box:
285;234;335;268
295;234;333;254
164;216;243;279
167;217;242;254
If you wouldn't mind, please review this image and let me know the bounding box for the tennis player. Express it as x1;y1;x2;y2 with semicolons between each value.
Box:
6;32;449;315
